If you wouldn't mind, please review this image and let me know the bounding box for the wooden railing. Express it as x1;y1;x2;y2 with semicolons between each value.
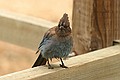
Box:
0;42;120;80
0;10;56;50
0;1;120;79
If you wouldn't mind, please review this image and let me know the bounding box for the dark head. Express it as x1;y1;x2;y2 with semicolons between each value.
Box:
55;13;71;37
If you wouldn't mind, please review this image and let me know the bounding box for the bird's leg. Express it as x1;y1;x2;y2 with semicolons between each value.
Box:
60;58;68;68
47;59;54;69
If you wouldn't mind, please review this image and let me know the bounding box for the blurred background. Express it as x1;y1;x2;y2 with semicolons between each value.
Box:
0;0;73;76
1;0;119;76
0;0;73;22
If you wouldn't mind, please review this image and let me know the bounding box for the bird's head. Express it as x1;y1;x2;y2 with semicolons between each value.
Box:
55;13;71;37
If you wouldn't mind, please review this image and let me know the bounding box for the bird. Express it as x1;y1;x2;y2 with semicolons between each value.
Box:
32;13;73;69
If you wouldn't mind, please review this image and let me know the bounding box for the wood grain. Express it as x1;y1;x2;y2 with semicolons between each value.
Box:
0;45;120;80
72;0;120;54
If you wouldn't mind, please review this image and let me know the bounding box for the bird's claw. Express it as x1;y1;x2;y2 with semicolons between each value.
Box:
60;64;68;68
48;66;54;69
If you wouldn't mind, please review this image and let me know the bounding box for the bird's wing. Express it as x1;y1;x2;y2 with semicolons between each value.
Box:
36;27;56;54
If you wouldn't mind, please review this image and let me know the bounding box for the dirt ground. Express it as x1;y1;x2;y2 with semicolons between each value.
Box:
0;0;72;76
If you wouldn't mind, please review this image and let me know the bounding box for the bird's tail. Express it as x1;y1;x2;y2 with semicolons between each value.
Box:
32;52;47;68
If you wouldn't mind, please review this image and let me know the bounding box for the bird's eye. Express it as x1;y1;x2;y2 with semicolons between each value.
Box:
63;22;66;26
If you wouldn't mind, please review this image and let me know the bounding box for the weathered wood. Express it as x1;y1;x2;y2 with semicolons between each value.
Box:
116;0;120;39
0;11;56;50
72;0;94;54
0;45;120;80
72;0;120;54
113;0;120;40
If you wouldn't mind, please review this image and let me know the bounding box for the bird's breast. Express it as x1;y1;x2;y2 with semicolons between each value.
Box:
41;36;73;59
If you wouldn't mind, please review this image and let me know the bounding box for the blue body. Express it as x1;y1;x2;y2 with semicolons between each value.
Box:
40;35;73;59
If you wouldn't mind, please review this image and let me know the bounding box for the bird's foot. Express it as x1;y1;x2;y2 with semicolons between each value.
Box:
48;65;54;69
60;64;68;68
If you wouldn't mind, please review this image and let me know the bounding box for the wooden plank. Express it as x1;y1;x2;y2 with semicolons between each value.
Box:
0;45;120;80
113;0;120;40
72;0;119;54
0;10;56;50
117;0;120;39
72;0;94;54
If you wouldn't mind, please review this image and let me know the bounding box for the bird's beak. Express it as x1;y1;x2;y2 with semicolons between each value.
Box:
59;26;64;30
